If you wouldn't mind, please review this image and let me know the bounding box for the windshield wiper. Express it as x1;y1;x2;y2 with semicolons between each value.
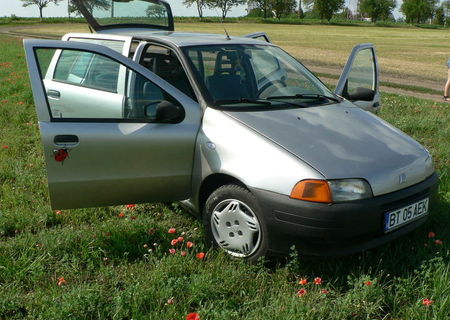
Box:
214;98;272;106
267;94;341;103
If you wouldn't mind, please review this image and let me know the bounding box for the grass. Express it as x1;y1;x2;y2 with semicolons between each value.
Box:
0;34;449;319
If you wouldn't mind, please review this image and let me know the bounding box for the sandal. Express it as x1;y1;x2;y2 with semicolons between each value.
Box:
444;96;450;101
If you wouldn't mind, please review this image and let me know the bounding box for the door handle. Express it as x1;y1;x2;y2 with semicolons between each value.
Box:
47;89;61;99
54;135;79;147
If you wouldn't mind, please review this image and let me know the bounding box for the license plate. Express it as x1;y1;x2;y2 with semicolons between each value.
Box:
384;198;429;233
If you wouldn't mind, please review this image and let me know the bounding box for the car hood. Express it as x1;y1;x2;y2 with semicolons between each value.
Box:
225;103;434;196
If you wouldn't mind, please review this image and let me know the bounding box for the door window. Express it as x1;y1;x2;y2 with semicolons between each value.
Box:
36;48;182;121
345;48;376;96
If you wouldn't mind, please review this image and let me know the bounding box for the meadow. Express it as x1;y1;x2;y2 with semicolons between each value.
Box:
0;24;449;320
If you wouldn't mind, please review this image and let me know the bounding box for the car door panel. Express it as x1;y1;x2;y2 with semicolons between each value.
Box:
24;39;201;209
335;43;380;113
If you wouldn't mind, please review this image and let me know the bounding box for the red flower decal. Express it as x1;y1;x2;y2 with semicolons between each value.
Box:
196;252;205;260
169;248;176;254
299;278;308;285
422;298;433;306
427;231;436;238
297;289;307;297
54;149;69;162
168;228;176;234
186;241;194;248
186;312;201;320
314;277;322;285
57;277;67;286
171;239;178;246
363;281;372;286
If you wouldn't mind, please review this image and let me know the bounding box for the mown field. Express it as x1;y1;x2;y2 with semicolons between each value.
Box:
0;31;449;320
7;21;450;85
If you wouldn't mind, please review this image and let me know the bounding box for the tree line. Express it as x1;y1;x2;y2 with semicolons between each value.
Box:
20;0;450;25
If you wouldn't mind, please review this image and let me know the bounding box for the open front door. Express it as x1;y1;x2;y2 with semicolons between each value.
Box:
243;32;271;43
335;43;380;113
24;40;201;209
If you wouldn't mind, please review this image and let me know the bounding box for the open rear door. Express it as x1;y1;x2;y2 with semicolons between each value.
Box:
73;0;174;33
335;43;380;113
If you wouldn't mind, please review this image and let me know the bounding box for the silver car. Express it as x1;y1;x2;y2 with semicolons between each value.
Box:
24;0;438;261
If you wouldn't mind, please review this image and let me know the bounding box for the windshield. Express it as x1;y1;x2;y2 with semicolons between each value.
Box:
182;44;338;109
75;0;173;30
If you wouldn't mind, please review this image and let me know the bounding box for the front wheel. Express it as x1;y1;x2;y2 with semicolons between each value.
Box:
203;184;268;262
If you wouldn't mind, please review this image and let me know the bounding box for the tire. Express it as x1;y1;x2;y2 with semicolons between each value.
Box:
203;184;269;262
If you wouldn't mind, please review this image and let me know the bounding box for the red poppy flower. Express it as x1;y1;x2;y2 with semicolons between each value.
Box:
126;204;136;209
298;278;308;285
177;236;184;242
171;239;178;246
18;102;24;105
169;248;176;254
181;251;187;256
186;241;194;248
168;228;176;234
57;277;66;286
196;252;205;260
297;289;307;297
435;239;443;245
1;100;8;103
186;312;201;320
55;210;63;215
118;212;125;218
427;231;436;238
314;277;322;285
320;289;329;294
363;281;372;286
422;298;433;306
2;145;9;149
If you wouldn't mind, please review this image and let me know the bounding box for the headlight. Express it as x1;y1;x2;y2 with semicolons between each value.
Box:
290;179;372;203
328;179;373;202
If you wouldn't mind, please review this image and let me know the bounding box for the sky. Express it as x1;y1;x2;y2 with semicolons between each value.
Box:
0;0;403;19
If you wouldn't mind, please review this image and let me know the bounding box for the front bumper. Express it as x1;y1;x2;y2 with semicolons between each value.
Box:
251;173;439;256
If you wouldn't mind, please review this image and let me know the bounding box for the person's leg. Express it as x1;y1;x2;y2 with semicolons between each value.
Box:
445;68;450;101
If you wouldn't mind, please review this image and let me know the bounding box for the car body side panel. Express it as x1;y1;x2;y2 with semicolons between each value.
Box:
188;107;324;211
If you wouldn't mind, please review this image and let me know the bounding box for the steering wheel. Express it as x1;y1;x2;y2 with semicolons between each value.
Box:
257;80;286;98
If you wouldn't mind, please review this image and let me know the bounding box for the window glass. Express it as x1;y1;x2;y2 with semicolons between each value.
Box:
346;48;375;95
36;48;180;121
69;38;125;53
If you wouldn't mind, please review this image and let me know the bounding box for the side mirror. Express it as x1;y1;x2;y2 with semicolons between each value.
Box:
153;100;184;124
345;87;375;101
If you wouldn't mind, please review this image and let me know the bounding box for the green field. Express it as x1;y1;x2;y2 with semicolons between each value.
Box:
7;21;450;86
0;29;449;320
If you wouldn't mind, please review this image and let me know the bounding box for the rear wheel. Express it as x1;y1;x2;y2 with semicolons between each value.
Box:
203;184;268;262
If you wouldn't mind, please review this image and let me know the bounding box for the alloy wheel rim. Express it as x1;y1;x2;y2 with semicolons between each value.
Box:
211;199;261;258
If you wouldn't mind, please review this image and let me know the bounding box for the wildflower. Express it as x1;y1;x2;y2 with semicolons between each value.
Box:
186;241;194;248
177;236;184;242
2;145;9;149
196;252;205;260
57;277;67;286
186;312;201;320
126;204;136;209
314;277;322;285
18;101;24;105
55;210;63;215
298;278;308;285
422;298;433;306
435;239;443;245
169;248;176;254
166;297;174;305
143;244;148;248
147;228;156;235
103;257;108;261
181;251;187;256
153;242;158;247
130;216;137;220
25;122;33;126
1;100;8;103
105;232;112;237
168;228;176;234
297;289;307;297
320;289;329;294
428;231;436;238
171;239;178;246
118;212;125;218
363;281;372;286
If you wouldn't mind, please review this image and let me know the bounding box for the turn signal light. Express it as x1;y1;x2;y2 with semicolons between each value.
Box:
290;180;332;203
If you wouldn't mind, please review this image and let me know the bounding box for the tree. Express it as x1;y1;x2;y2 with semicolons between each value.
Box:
183;0;208;19
310;0;345;22
69;0;111;16
298;0;305;18
271;0;297;19
248;0;272;18
401;0;438;24
21;0;62;20
359;0;396;22
207;0;246;20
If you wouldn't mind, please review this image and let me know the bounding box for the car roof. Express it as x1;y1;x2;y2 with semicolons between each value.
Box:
96;29;275;47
